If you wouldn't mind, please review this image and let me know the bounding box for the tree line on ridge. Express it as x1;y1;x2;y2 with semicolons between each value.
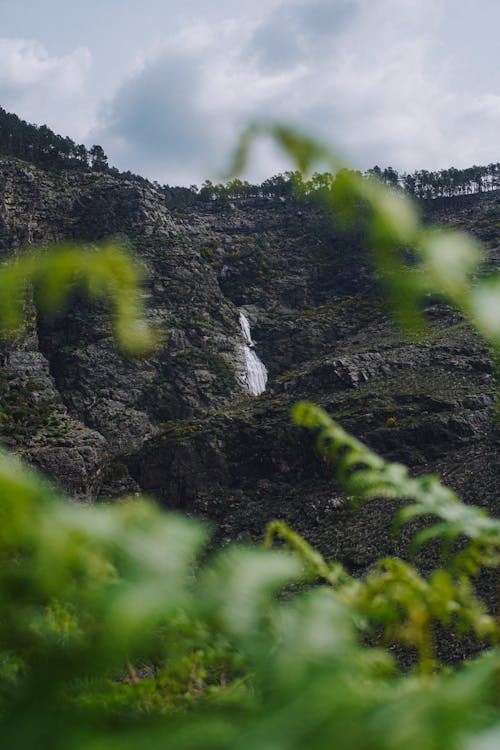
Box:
1;106;498;207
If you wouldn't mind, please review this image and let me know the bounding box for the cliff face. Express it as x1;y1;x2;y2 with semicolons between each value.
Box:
1;157;500;596
0;160;248;495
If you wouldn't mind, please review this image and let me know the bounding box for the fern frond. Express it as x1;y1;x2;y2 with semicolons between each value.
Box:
292;402;500;558
264;520;351;588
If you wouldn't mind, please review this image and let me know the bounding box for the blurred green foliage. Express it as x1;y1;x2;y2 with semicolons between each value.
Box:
0;243;156;355
1;442;498;750
0;136;499;748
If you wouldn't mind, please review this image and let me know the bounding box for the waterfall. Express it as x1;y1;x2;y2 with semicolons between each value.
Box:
239;312;268;396
239;312;254;346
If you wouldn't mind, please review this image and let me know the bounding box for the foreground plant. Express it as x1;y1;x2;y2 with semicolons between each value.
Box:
1;439;499;750
0;242;156;355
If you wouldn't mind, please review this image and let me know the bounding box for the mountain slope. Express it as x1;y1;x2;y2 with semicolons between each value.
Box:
1;155;500;636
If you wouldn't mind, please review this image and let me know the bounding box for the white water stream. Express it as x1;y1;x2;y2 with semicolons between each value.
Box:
239;312;268;396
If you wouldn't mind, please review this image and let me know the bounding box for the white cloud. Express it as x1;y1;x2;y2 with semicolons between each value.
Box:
93;0;468;183
4;1;500;183
93;14;326;184
92;20;289;184
0;38;92;137
0;38;89;91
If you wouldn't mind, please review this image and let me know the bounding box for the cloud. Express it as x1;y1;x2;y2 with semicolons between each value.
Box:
93;21;299;184
247;0;356;73
0;38;90;94
94;27;225;184
92;0;500;183
238;0;450;170
0;38;92;136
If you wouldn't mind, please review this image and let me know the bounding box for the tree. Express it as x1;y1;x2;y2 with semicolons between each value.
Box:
89;144;109;171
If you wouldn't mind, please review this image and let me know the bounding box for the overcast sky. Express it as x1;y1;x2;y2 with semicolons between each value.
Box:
1;0;499;185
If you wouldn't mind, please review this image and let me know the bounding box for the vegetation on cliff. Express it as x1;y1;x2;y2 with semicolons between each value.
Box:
162;160;500;209
0;107;109;172
1;105;498;208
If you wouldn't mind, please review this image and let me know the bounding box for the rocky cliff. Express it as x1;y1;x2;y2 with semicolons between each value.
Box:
1;157;499;640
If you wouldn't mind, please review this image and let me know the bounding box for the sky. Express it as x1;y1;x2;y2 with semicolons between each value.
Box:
1;0;499;186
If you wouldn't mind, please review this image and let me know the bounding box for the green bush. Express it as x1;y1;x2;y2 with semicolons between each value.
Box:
0;141;499;749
